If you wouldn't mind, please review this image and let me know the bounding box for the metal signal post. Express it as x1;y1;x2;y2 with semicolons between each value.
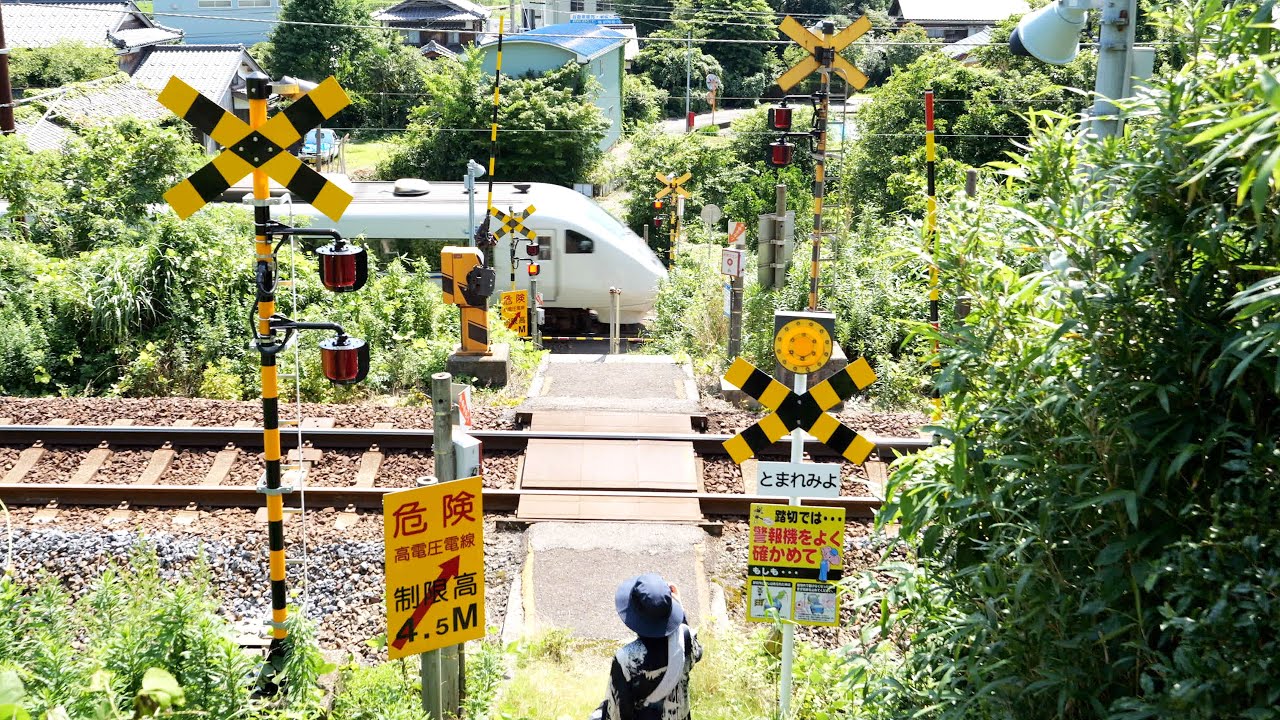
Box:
655;172;691;265
158;72;366;690
774;16;869;311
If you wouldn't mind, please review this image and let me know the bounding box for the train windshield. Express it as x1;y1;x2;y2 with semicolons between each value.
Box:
577;197;646;247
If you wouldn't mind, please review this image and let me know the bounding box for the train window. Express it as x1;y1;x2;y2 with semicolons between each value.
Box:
566;229;595;254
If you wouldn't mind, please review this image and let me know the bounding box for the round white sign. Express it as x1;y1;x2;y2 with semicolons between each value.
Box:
706;73;721;91
700;203;722;224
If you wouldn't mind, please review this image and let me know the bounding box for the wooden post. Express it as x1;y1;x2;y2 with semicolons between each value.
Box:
0;0;15;134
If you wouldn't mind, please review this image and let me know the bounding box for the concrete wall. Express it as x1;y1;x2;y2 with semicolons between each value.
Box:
158;0;277;46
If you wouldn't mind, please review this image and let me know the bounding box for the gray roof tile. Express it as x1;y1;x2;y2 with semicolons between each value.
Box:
130;44;258;103
4;0;181;50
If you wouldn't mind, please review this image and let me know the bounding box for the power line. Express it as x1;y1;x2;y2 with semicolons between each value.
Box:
21;1;1026;47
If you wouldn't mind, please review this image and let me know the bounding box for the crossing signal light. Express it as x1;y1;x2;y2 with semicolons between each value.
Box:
768;105;793;132
653;199;664;210
654;215;664;229
768;140;795;168
526;243;540;257
528;263;540;277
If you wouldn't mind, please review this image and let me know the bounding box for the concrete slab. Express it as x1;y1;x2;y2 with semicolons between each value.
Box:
521;439;696;491
530;412;692;433
520;354;699;415
525;522;708;640
448;342;510;387
517;493;702;522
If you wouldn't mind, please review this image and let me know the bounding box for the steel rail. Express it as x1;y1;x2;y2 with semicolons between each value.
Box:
0;424;931;459
0;483;883;518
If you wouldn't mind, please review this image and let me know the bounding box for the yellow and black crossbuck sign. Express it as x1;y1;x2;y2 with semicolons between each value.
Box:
489;205;537;241
158;76;353;221
655;171;691;200
776;15;872;91
722;357;878;465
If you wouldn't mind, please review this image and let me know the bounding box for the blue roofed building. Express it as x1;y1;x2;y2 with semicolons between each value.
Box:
151;0;278;47
477;22;627;151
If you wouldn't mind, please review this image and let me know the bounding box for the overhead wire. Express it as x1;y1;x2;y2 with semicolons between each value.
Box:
27;1;1049;47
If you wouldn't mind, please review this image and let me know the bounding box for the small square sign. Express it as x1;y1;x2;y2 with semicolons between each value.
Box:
721;247;745;277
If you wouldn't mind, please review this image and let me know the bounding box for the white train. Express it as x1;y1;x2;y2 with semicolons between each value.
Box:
244;178;666;330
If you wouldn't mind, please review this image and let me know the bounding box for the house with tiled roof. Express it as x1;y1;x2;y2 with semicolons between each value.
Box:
942;26;995;63
2;0;183;72
419;39;458;59
477;22;627;151
13;43;262;153
888;0;1028;42
374;0;491;53
129;44;266;151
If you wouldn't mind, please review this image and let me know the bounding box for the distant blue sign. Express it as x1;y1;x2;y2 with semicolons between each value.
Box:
570;13;622;24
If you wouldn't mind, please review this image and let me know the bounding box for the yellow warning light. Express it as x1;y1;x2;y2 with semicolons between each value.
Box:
528;263;540;277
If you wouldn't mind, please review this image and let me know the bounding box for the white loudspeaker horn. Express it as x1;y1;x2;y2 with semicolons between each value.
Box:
1009;1;1089;65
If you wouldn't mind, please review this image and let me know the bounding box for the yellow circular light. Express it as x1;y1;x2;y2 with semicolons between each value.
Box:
774;319;833;374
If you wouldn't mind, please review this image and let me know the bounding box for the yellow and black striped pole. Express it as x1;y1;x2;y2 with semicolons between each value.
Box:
925;90;941;422
808;26;833;312
246;71;290;672
484;16;506;253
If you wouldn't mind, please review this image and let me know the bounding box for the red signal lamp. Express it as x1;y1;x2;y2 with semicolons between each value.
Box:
316;239;368;293
654;216;664;229
768;140;795;168
653;199;664;210
319;334;369;384
528;263;540;277
768;105;793;132
526;243;540;257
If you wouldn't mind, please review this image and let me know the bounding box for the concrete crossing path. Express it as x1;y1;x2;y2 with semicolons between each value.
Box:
517;522;710;641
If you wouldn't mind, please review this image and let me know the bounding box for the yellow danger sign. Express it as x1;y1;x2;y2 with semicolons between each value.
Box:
746;503;844;627
383;477;485;659
501;290;528;338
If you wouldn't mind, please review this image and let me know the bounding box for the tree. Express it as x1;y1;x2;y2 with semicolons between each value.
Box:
632;42;723;116
8;42;117;90
623;74;669;131
266;0;373;82
378;52;608;186
845;51;1091;213
339;29;429;129
674;0;776;78
844;3;1280;718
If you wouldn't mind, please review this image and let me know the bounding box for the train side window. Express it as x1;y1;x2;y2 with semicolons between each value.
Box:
538;236;552;261
566;229;595;254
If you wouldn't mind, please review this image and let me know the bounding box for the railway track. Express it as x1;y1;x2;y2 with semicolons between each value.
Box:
0;422;929;518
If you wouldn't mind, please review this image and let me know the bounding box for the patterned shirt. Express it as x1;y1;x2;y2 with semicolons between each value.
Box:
602;627;703;720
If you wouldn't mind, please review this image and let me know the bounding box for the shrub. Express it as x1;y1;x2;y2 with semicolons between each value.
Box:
844;3;1280;717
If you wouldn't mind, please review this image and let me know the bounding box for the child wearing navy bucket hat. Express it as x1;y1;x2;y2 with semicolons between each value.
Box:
590;573;703;720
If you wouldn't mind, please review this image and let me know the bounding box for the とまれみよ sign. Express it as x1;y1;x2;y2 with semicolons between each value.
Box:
756;460;841;499
746;503;844;626
383;477;485;659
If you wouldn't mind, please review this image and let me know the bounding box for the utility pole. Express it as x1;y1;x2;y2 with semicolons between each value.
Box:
1091;0;1137;138
684;30;692;132
0;0;17;134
